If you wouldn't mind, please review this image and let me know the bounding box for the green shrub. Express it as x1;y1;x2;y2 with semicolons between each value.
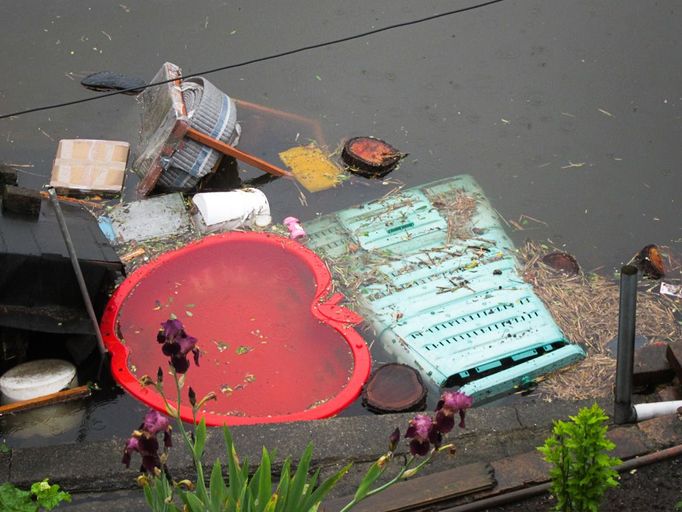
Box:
0;479;71;511
538;403;621;512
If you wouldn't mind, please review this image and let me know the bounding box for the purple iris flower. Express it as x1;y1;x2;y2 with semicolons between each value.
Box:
122;432;162;474
388;427;400;452
141;409;172;449
157;318;184;346
122;409;173;474
157;318;200;374
435;391;473;433
404;414;442;456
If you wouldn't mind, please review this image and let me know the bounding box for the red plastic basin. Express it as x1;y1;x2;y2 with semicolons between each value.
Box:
101;232;371;426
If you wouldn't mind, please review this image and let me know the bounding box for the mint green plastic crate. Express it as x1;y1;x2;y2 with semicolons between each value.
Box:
304;175;584;403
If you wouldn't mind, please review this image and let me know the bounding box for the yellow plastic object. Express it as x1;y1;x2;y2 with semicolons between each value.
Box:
279;144;343;192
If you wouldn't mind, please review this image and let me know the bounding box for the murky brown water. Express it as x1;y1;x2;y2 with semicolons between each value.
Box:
1;0;680;446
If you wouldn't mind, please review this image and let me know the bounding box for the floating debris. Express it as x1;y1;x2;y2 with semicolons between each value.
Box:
362;363;427;414
279;143;344;192
520;241;682;400
660;282;682;299
306;397;332;410
427;188;477;244
80;71;146;94
213;340;229;353
50;139;129;196
341;136;406;178
121;247;146;264
634;244;665;279
541;251;580;275
192;189;272;233
283;216;306;240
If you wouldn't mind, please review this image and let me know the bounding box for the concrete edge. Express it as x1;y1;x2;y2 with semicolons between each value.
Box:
5;398;618;492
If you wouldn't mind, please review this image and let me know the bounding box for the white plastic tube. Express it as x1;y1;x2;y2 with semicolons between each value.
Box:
192;188;271;232
634;400;682;421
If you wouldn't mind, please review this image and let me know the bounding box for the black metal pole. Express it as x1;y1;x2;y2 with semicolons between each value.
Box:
47;188;107;377
614;264;638;424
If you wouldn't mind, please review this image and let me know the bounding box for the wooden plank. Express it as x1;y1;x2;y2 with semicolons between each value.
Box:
322;462;494;512
0;385;91;416
490;451;550;493
0;165;18;186
38;191;105;210
186;126;293;178
235;98;328;147
634;343;674;387
2;185;41;219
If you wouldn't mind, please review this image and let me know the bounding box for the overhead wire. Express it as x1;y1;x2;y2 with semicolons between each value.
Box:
0;0;507;121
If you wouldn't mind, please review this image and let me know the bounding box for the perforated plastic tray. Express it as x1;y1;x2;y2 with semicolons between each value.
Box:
304;175;585;402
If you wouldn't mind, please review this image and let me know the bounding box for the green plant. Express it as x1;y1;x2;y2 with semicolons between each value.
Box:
0;479;71;511
538;403;621;512
124;318;473;511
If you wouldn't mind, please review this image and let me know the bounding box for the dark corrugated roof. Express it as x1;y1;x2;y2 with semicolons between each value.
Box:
0;197;123;333
0;198;120;264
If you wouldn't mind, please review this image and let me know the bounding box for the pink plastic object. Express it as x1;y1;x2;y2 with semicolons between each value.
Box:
283;216;306;240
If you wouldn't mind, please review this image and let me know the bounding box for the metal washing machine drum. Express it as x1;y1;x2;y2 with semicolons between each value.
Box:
157;77;241;191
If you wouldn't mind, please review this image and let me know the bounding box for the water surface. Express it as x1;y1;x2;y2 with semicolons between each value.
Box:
1;0;680;447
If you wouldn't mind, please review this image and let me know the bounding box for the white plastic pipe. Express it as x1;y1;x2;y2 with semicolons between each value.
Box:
634;400;682;421
192;188;271;232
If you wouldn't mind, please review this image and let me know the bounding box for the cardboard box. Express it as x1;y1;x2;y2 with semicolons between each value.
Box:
50;139;129;195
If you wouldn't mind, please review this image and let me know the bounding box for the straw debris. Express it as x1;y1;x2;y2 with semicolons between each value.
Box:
427;189;478;243
519;241;682;401
116;232;197;273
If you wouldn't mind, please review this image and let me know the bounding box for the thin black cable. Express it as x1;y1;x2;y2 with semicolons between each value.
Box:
0;0;506;121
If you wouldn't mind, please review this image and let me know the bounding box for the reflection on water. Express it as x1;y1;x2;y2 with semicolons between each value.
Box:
0;386;146;449
2;401;84;441
0;324;390;448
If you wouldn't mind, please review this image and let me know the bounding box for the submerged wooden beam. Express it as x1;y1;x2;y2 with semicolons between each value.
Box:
0;165;18;186
38;191;105;210
0;385;91;416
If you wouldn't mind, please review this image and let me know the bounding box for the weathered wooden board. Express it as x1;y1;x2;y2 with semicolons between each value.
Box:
322;462;494;512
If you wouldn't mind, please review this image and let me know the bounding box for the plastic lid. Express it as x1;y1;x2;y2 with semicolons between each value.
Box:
362;363;427;413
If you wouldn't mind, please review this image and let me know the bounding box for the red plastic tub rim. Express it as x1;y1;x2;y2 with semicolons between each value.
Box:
100;231;371;426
